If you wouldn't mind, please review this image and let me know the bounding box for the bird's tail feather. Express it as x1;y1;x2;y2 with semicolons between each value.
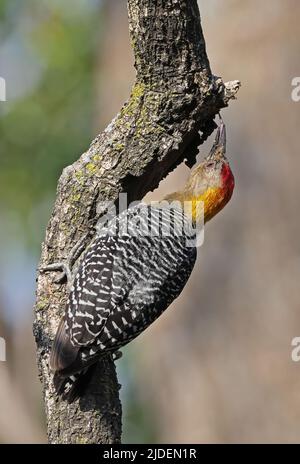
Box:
50;317;79;372
53;364;96;403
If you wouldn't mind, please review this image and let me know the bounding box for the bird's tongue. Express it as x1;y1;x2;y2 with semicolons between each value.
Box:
206;121;226;160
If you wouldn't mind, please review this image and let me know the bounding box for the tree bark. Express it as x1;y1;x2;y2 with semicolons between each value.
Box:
33;0;240;444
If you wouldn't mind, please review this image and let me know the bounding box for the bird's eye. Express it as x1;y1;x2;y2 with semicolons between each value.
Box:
206;162;214;168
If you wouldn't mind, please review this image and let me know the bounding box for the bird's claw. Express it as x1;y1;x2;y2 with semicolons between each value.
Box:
39;232;92;288
40;262;72;285
112;350;123;361
53;269;67;284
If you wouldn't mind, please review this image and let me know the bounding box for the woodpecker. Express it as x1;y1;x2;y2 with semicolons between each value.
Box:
47;120;234;402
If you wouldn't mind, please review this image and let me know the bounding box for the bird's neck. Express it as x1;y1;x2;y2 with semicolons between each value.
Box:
165;187;225;224
165;163;234;224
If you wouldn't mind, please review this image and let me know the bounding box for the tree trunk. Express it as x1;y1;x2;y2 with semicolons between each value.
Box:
33;0;240;444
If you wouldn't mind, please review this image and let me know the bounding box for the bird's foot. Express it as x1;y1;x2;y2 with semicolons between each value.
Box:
40;261;72;286
112;350;123;361
39;232;91;288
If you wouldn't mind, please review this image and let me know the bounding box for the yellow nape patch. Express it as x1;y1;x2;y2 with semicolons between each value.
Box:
189;187;224;223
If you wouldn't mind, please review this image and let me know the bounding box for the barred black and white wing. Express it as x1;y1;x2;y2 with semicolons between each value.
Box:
50;204;197;400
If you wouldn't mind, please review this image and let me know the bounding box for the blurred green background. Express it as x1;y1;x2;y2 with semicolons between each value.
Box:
0;0;300;443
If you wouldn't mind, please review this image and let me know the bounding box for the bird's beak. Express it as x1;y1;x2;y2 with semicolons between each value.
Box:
206;119;226;160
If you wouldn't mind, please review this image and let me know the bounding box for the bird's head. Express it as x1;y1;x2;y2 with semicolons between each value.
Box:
166;121;235;223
